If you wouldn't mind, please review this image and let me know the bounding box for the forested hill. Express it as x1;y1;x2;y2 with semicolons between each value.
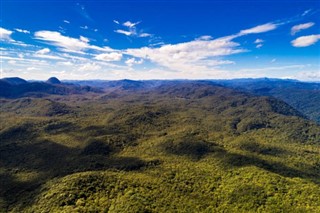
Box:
0;80;320;212
211;78;320;123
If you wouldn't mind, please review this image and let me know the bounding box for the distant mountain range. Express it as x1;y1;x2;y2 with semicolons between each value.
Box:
66;78;320;123
1;77;319;123
0;77;101;98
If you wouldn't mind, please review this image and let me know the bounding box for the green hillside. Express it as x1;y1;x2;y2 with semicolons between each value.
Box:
1;82;320;212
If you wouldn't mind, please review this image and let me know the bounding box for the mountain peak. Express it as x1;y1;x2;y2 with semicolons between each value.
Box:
46;77;61;84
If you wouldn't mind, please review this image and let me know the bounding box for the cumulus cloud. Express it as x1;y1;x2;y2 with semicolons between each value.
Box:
0;27;13;40
15;28;30;34
95;52;122;61
291;34;320;47
291;22;315;35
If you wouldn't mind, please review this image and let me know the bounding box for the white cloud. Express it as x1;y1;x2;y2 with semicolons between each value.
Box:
115;20;151;38
34;30;113;53
291;22;315;35
256;44;263;48
63;20;70;24
8;60;16;64
196;35;213;41
57;61;73;66
80;25;89;30
35;31;89;53
0;27;13;40
27;67;39;71
302;9;312;16
15;28;30;34
139;33;152;38
79;63;101;71
80;36;89;43
114;29;132;36
125;37;244;72
254;39;264;48
254;39;264;44
125;58;144;66
33;54;65;60
295;71;320;81
239;23;277;35
291;34;320;47
123;21;140;28
35;48;50;55
95;52;122;61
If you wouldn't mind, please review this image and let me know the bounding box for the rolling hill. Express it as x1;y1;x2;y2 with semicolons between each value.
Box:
0;80;320;212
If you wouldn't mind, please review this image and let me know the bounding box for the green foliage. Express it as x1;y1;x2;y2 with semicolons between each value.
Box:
0;82;320;212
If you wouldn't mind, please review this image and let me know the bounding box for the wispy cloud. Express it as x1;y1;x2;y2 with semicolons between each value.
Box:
254;39;264;44
95;52;122;61
35;31;89;53
291;34;320;47
123;21;140;28
291;22;315;35
124;22;281;73
114;20;152;38
80;36;89;43
80;25;89;30
125;37;243;72
139;33;152;38
63;20;70;24
254;39;264;48
15;28;30;34
114;29;132;36
302;9;312;17
35;48;50;55
75;3;93;22
34;30;114;54
239;23;277;35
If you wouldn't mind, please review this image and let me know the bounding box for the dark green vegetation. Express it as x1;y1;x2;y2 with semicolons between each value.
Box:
1;80;320;212
214;78;320;123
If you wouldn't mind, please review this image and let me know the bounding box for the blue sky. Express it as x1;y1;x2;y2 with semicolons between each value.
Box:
0;0;319;80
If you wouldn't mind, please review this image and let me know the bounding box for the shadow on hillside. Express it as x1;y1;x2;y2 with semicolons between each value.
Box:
213;146;320;185
161;138;320;184
0;136;154;210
